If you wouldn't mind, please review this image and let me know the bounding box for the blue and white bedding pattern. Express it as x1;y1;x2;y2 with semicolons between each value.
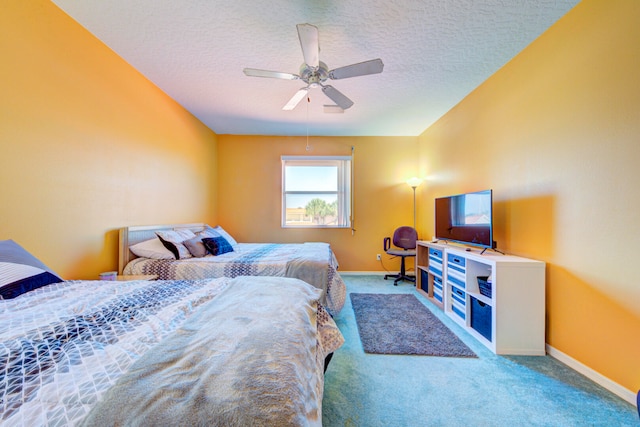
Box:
0;277;344;426
124;242;347;315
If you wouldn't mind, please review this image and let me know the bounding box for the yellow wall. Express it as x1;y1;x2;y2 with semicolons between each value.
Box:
417;0;640;393
0;0;218;279
217;135;419;272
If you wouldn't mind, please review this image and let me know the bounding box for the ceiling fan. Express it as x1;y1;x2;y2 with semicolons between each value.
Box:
243;23;384;111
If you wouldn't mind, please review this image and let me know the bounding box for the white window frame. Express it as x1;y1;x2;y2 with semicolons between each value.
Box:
281;155;352;228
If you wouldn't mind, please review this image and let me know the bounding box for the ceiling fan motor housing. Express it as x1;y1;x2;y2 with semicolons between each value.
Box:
300;61;329;87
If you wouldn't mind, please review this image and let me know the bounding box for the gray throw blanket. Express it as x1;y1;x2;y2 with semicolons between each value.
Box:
81;276;323;427
286;254;328;298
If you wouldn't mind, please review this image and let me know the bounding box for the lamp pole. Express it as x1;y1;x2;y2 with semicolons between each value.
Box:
412;185;417;230
406;177;422;233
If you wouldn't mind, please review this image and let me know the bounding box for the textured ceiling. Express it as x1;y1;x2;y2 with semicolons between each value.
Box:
51;0;578;136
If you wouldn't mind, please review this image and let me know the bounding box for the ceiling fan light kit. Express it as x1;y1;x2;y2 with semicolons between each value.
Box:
243;23;384;112
323;105;345;114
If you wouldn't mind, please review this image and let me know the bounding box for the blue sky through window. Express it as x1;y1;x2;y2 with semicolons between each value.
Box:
285;166;338;208
285;166;337;191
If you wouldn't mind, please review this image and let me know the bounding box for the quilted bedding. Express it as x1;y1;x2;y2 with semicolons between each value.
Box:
0;277;344;426
123;242;347;315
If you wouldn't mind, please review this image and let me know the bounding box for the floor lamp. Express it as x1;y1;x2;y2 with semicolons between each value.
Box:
406;177;422;232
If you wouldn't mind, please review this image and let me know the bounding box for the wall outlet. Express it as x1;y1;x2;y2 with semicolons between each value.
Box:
376;254;381;261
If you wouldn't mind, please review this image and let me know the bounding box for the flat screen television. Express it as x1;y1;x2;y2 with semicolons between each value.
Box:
434;189;493;248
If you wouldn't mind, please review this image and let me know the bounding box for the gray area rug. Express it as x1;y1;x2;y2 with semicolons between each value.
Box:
350;293;477;357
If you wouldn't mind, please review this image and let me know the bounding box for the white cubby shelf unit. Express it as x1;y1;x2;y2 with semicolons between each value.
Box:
416;241;546;355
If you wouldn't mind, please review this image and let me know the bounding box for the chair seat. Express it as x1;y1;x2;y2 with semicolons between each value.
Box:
386;249;415;257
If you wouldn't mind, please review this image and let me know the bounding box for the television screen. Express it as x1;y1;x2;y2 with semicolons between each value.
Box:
435;190;493;248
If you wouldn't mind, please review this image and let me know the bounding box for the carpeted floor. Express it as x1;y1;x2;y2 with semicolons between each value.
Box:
322;274;638;427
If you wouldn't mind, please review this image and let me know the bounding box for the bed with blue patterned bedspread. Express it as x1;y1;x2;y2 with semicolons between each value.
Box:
0;276;344;426
124;242;347;315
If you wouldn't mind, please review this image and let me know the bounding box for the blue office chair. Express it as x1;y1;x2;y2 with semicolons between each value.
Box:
383;226;418;285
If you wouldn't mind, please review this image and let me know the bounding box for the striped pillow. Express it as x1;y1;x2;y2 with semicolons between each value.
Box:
0;240;63;299
155;229;196;260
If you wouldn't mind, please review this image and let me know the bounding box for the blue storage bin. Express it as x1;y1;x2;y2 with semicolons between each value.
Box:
451;286;466;306
470;296;492;342
452;304;465;320
477;276;492;298
447;253;466;268
433;276;443;292
434;291;443;303
420;269;429;293
447;273;466;289
429;247;443;260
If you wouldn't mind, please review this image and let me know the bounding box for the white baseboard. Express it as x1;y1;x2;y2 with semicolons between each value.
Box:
338;271;417;276
338;271;387;276
546;344;637;406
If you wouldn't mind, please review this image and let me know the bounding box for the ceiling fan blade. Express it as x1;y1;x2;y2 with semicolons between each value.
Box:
328;58;384;80
321;85;354;110
297;23;320;68
282;88;309;111
243;68;299;80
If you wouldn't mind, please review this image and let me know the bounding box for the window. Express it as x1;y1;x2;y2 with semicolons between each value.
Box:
282;156;352;228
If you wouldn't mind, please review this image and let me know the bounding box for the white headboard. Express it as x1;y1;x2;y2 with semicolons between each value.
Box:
118;223;207;274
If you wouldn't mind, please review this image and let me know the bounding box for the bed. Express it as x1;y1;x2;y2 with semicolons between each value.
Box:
0;274;344;426
119;223;347;315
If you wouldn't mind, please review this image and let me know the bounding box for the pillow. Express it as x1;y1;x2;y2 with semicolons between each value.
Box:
155;229;196;260
199;225;221;239
129;238;175;260
182;236;208;258
202;236;234;256
183;227;221;258
211;225;238;246
0;240;63;299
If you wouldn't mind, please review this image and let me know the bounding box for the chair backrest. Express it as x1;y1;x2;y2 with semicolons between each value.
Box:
392;226;418;250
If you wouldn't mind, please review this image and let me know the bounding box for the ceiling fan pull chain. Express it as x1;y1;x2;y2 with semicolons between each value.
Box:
306;95;312;151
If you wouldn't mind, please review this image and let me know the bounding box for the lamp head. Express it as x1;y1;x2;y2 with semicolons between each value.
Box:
406;177;422;189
